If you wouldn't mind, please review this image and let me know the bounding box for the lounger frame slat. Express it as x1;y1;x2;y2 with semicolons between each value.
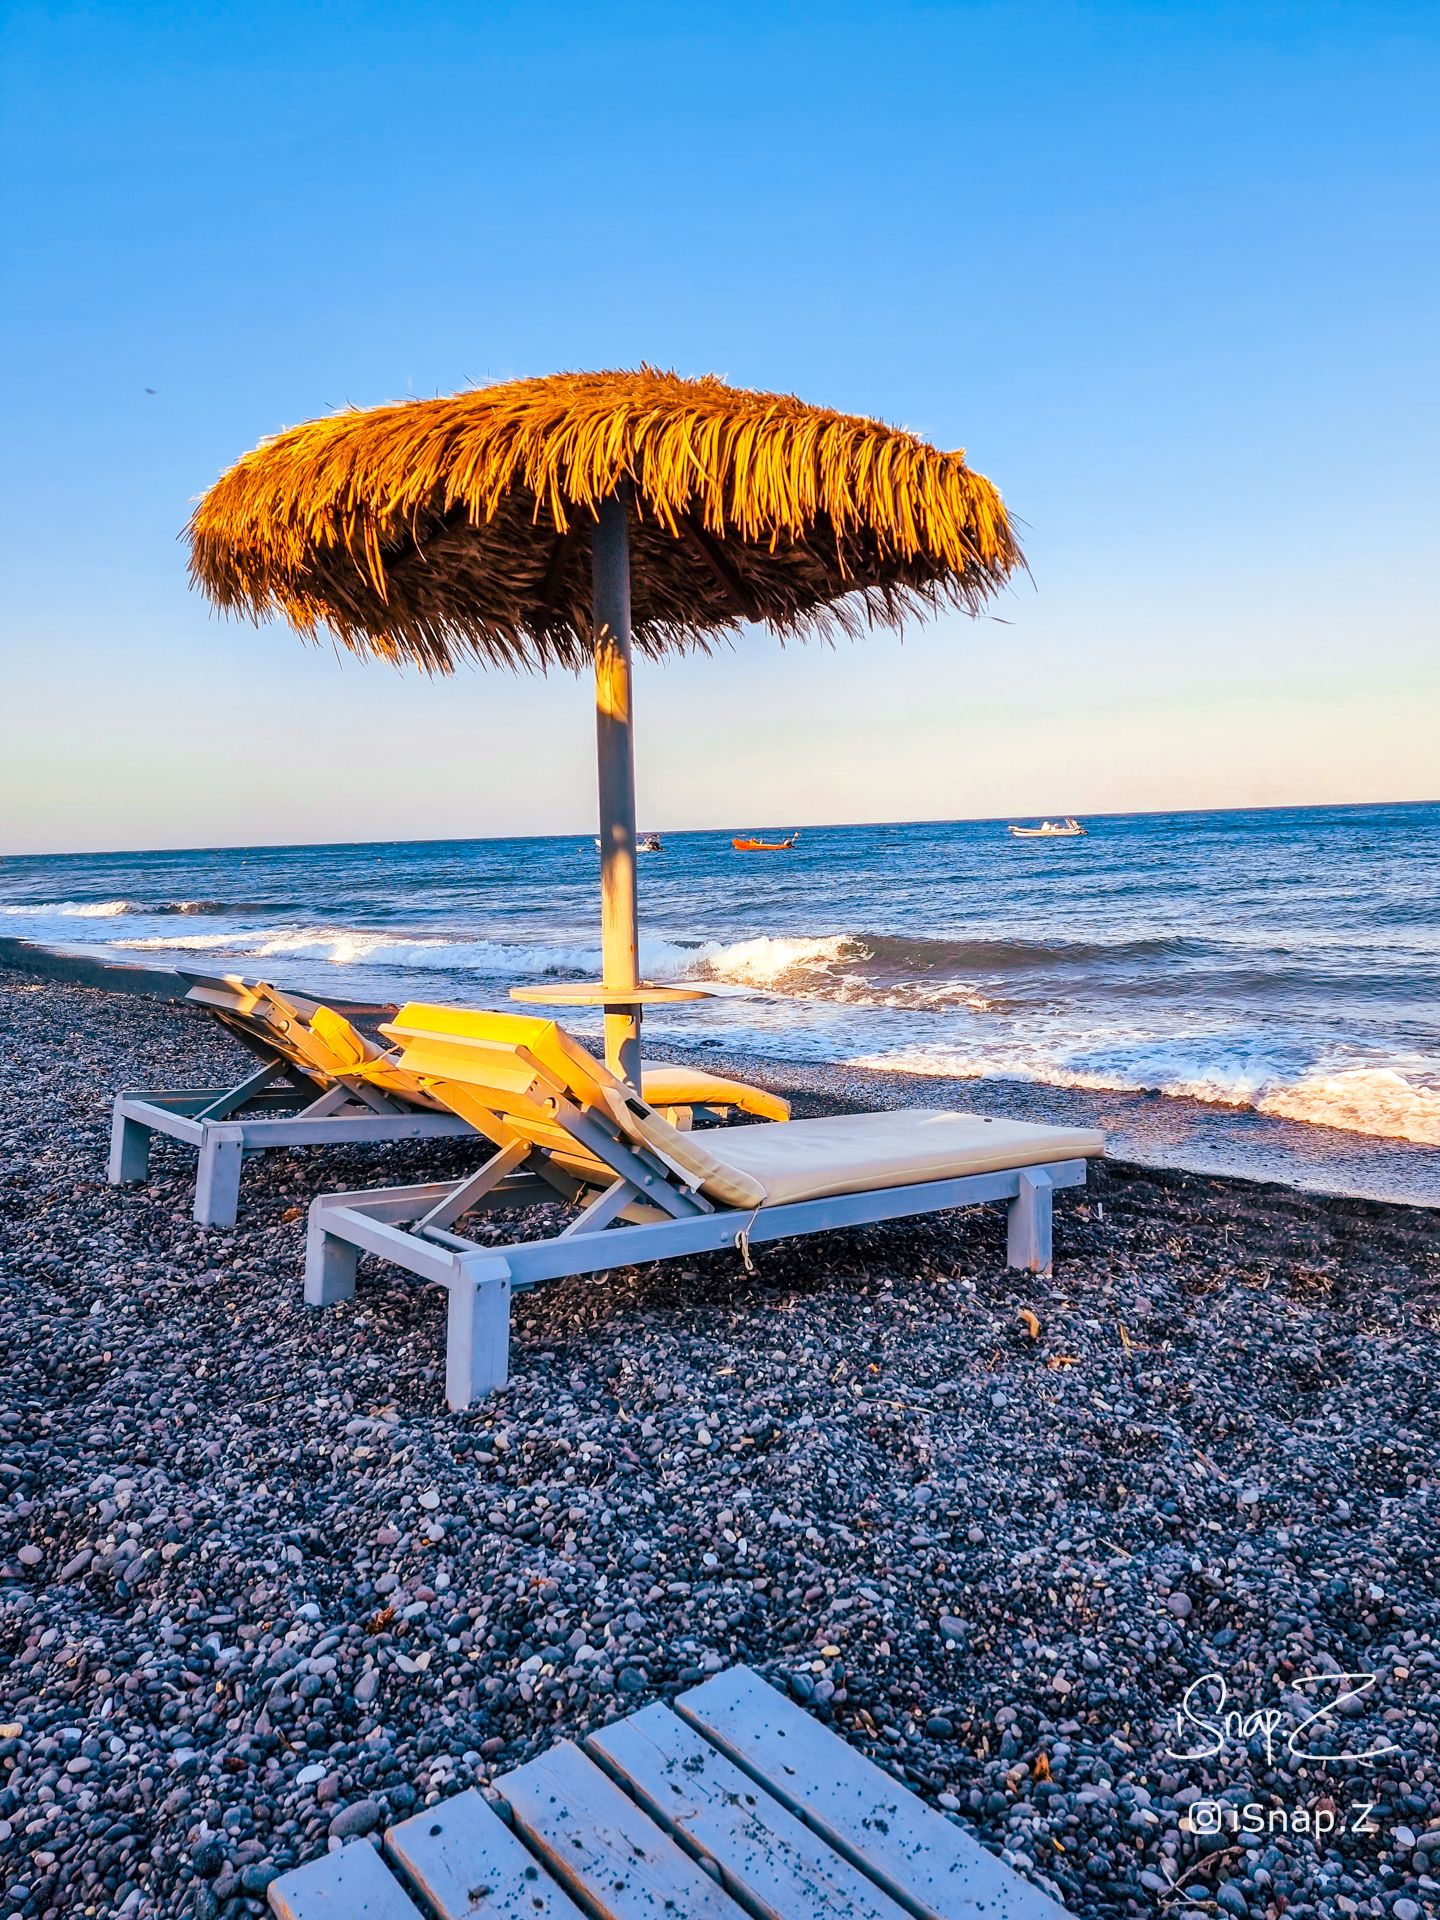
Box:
107;971;472;1227
305;1155;1086;1410
110;1088;471;1228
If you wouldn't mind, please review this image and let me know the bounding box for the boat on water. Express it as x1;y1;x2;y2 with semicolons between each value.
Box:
1008;817;1086;839
591;832;663;852
732;833;798;851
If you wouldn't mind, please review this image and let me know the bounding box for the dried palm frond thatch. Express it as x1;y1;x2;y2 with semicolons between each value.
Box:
188;368;1022;672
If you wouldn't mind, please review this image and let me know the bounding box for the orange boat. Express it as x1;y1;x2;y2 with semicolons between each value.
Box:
732;833;798;851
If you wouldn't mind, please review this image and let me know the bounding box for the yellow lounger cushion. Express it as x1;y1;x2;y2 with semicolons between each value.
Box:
380;1003;772;1208
638;1066;790;1122
307;1004;373;1070
373;1003;786;1122
709;1109;1105;1209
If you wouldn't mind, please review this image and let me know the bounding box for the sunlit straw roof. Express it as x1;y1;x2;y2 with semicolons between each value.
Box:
188;367;1022;672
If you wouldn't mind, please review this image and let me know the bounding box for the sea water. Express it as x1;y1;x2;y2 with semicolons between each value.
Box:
5;801;1438;1159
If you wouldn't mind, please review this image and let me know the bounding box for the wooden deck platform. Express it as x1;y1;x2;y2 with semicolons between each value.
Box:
268;1666;1067;1920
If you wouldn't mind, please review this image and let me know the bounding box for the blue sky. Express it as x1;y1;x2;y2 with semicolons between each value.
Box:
2;0;1437;853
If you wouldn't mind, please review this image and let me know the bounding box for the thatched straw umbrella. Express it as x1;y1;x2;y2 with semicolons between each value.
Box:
189;368;1022;1088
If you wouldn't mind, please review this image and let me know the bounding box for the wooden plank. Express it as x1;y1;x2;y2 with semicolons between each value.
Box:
310;1179;463;1216
385;1787;585;1919
115;1097;209;1143
268;1838;424;1920
677;1670;1068;1920
120;1086;253;1111
108;1107;152;1184
194;1129;245;1228
588;1701;912;1920
416;1142;530;1235
497;1738;743;1920
196;1057;288;1120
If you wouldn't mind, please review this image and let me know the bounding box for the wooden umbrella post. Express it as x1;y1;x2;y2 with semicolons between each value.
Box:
592;490;642;1090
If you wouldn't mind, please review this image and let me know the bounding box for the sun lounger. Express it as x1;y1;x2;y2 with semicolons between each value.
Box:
304;1004;1104;1410
265;1661;1069;1918
109;975;792;1228
107;974;472;1227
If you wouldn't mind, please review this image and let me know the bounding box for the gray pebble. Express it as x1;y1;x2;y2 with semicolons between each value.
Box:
329;1798;382;1839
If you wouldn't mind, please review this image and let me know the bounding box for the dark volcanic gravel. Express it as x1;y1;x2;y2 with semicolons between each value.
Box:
1;969;1438;1920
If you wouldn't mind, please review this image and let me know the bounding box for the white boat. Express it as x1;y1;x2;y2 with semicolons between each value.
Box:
593;833;663;852
1008;817;1086;839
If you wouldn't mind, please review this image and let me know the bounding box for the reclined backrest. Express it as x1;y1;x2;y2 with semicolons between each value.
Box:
180;972;439;1108
182;974;335;1081
380;1003;766;1208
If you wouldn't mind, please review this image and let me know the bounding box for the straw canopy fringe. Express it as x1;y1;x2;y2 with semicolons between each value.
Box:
188;368;1022;673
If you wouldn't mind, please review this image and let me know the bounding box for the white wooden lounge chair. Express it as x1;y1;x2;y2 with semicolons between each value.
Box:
305;1004;1104;1410
107;974;472;1228
109;975;792;1229
266;1662;1068;1917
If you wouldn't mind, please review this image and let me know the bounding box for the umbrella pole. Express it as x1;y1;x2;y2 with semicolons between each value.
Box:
592;491;642;1090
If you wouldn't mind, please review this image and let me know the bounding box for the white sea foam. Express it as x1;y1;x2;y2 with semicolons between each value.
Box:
1258;1069;1440;1146
687;934;992;1010
114;922;710;980
852;1042;1440;1146
114;924;872;991
1;899;133;918
119;926;590;972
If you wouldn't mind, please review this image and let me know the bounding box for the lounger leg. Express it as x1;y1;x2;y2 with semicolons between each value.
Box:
108;1104;152;1186
305;1216;359;1307
1006;1168;1054;1275
445;1260;512;1412
194;1127;245;1229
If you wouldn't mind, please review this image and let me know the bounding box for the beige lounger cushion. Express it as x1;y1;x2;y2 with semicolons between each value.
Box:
603;1089;769;1210
706;1109;1105;1209
376;1002;1101;1215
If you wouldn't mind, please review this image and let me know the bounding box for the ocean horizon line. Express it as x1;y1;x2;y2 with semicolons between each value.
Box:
4;792;1437;865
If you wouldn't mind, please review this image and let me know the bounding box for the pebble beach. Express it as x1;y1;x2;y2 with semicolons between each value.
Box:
2;960;1438;1920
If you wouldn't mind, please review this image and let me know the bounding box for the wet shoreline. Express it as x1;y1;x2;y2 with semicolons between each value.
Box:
3;935;1435;1208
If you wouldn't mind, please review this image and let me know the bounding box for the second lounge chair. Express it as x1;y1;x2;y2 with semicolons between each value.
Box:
109;973;792;1227
304;1003;1105;1409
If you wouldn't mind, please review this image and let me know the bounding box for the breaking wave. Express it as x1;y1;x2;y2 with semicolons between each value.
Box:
1;897;242;920
105;924;997;1013
689;933;993;1009
1;899;135;918
6;801;1438;1160
852;1044;1440;1146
